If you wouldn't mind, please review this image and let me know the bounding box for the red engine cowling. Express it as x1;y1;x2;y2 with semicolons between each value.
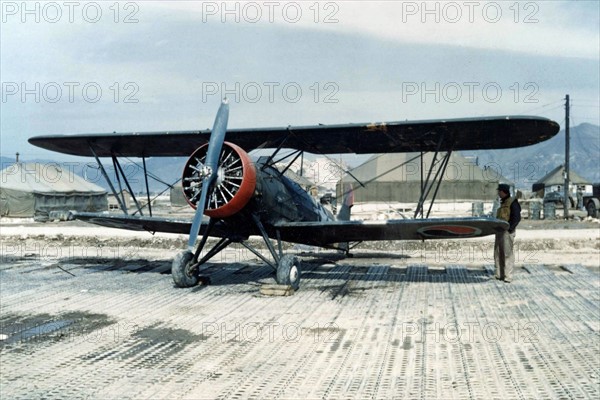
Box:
181;142;256;218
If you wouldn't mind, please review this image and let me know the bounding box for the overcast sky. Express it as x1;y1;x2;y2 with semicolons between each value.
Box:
1;1;599;161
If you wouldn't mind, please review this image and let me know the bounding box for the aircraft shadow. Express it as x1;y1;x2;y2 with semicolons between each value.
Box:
56;255;492;288
298;251;412;261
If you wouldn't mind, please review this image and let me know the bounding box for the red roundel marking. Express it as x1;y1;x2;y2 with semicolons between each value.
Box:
430;225;477;234
417;225;481;238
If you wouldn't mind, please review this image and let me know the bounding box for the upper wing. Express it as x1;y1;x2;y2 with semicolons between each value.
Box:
275;218;508;245
28;116;559;157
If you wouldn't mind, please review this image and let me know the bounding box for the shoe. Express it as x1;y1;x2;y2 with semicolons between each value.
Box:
494;275;503;280
504;278;512;283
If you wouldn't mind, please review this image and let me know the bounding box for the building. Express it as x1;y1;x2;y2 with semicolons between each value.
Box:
170;182;188;208
107;189;132;211
532;165;592;197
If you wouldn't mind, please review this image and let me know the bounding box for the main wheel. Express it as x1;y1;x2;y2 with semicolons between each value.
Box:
587;201;598;218
276;255;301;290
172;251;199;288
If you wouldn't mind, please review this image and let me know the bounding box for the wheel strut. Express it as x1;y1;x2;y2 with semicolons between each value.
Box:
250;213;281;265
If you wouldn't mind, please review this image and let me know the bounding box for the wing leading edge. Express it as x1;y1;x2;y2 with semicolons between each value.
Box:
72;212;507;244
73;212;195;235
29;116;559;157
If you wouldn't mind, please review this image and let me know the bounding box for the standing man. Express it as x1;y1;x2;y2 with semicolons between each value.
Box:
494;184;521;282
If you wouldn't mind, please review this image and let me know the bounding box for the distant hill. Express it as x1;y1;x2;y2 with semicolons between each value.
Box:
1;156;16;168
463;123;599;189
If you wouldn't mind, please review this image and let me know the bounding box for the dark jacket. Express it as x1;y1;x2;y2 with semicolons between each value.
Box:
507;198;521;233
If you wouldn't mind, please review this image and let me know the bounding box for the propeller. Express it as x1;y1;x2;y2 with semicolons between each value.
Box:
187;99;229;251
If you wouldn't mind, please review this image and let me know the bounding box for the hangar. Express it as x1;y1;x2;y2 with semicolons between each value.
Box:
337;152;512;203
0;162;107;218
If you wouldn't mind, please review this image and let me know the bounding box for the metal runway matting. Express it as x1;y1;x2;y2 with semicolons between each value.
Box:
1;256;598;399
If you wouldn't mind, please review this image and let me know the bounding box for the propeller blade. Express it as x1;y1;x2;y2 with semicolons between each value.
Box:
187;99;229;250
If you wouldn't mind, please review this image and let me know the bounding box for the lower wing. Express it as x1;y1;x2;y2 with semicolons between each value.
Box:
72;212;506;245
73;212;201;235
274;218;508;245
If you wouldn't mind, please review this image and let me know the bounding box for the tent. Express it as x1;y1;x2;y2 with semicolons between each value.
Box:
337;152;513;203
0;163;107;218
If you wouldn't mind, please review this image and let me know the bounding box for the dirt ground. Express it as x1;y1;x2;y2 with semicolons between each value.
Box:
2;217;598;269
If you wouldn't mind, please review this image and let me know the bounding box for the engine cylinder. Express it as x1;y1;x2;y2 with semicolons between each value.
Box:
181;142;256;218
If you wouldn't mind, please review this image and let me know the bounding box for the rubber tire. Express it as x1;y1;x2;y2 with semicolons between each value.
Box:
172;251;199;288
587;201;598;218
276;255;301;291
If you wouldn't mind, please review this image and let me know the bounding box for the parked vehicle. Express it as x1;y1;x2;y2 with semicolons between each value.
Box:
543;191;574;208
584;183;600;218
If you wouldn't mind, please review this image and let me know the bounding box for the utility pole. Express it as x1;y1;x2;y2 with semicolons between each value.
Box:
564;94;570;219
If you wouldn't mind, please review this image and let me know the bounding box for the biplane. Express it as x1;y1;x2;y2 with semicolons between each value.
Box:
29;100;559;289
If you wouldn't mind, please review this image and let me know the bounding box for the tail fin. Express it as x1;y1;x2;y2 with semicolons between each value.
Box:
337;183;354;221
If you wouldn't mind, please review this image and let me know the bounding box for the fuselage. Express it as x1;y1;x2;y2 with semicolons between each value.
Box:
251;157;335;226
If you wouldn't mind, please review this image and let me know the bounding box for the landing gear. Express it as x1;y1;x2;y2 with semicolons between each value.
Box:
276;255;301;290
172;251;199;288
176;213;303;291
173;218;232;288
